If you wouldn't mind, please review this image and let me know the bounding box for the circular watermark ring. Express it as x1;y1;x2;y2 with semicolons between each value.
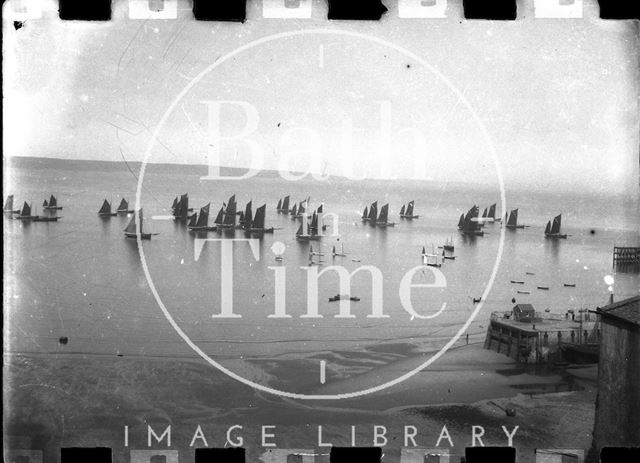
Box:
135;28;507;400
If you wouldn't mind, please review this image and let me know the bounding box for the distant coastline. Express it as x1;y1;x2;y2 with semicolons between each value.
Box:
4;155;637;200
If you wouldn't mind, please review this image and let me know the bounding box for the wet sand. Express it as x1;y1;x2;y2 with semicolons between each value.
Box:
3;344;597;463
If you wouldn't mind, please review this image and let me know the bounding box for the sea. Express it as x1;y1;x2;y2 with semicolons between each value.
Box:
3;157;639;394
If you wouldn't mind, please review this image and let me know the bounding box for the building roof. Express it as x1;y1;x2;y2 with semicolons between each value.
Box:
513;304;535;312
597;296;640;327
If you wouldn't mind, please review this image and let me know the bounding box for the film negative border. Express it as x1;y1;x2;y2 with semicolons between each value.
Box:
4;445;639;462
7;1;639;22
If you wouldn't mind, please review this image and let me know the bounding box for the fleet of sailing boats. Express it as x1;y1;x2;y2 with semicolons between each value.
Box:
5;193;574;248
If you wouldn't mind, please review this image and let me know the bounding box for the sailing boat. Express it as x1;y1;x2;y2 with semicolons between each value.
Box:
361;206;369;221
544;214;567;239
422;245;442;267
15;202;38;220
292;200;307;219
43;195;63;210
460;205;484;236
117;198;134;214
278;195;290;213
188;203;217;232
249;204;274;234
289;202;298;218
172;193;189;220
505;209;524;229
364;201;378;223
124;209;157;240
401;200;419;219
240;200;253;230
443;237;455;252
3;195;20;214
98;199;117;217
457;213;465;229
213;207;224;228
295;219;311;241
220;195;237;229
376;203;396;227
488;203;500;222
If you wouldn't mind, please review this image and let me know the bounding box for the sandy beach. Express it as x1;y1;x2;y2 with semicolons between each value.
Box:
3;344;597;463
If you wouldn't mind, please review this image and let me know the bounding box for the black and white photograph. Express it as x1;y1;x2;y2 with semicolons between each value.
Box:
3;1;639;462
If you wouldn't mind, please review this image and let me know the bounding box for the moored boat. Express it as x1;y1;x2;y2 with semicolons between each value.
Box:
98;199;117;217
188;203;217;232
544;214;567;239
376;203;396;227
43;195;63;210
3;195;21;214
117;198;134;214
249;204;275;234
400;200;419;219
15;202;38;220
124;209;157;240
505;209;525;229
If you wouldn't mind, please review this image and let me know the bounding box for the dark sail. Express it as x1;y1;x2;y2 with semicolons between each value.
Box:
276;198;282;210
98;199;111;214
507;209;518;227
550;214;562;234
317;204;323;214
488;203;496;218
545;221;551;235
406;201;414;216
214;207;224;225
482;207;488;218
252;204;266;229
171;196;178;211
117;198;128;211
377;203;389;223
196;203;210;228
282;195;290;211
400;204;406;216
368;201;378;221
20;202;31;217
43;199;48;207
243;200;253;227
310;211;319;231
187;212;198;227
49;195;57;207
223;196;236;226
4;195;14;211
174;193;189;218
362;206;368;219
458;214;465;229
290;203;298;216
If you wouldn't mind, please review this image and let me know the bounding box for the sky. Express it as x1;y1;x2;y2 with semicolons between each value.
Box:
2;0;639;194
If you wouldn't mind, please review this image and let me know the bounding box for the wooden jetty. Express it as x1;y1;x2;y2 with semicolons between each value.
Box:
613;246;640;272
484;305;597;364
